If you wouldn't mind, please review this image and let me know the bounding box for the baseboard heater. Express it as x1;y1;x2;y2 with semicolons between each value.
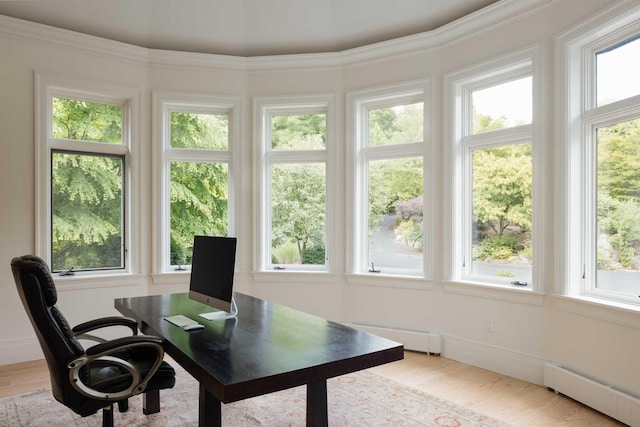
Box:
544;363;640;426
347;324;441;355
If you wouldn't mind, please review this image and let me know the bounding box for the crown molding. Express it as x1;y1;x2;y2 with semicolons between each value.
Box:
0;0;552;72
0;14;149;66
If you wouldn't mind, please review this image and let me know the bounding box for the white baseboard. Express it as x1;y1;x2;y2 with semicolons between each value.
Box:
346;323;441;354
442;334;546;386
0;337;43;365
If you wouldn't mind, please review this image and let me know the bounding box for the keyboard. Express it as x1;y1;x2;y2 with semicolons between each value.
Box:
164;314;198;328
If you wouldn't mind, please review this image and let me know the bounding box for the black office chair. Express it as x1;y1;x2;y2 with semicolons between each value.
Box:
10;255;176;427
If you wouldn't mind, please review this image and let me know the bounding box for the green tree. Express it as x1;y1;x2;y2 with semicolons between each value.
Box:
169;112;229;265
51;98;124;271
597;118;640;200
270;114;327;263
271;163;326;262
472;144;532;235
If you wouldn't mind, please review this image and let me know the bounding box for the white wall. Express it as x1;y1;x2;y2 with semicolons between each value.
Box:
1;0;638;402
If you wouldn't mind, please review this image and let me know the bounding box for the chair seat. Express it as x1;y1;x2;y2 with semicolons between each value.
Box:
89;360;176;394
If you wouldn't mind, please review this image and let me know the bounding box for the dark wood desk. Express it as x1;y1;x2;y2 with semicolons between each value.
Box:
115;292;403;426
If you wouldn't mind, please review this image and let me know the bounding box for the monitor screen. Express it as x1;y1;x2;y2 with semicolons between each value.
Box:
189;236;237;319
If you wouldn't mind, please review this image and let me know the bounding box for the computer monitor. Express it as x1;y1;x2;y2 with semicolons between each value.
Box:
188;235;238;320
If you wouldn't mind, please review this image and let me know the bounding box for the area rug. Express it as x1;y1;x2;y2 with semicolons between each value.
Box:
0;364;511;427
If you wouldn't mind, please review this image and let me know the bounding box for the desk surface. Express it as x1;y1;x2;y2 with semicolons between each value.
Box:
115;292;404;404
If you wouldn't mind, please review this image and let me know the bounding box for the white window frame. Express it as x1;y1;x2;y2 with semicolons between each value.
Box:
558;2;640;307
346;80;432;279
446;47;542;291
253;94;337;274
35;73;141;285
152;92;241;278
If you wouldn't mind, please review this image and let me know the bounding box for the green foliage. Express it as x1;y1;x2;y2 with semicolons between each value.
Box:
472;143;532;235
53;97;121;143
597;118;640;200
51;105;124;270
269;114;327;263
395;220;423;249
170;112;228;149
368;103;423;146
473;235;519;260
271;114;326;149
271;163;325;263
272;242;301;264
369;157;423;230
496;270;516;278
302;246;326;264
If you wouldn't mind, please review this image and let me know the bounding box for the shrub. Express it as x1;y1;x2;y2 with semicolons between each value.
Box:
302;246;326;264
473;235;518;260
272;242;300;264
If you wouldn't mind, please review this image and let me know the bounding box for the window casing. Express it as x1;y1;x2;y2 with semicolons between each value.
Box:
348;81;430;278
253;95;336;273
36;74;140;279
153;93;240;274
448;49;541;290
561;7;640;306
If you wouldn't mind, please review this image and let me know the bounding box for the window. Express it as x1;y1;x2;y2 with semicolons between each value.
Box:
254;96;335;272
562;9;640;305
348;81;429;277
36;74;140;277
448;50;539;289
154;93;240;273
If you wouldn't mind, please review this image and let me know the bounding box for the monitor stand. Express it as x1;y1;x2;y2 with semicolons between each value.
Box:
198;297;238;321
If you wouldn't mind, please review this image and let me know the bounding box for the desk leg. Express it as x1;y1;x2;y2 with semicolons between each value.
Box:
199;383;222;427
306;379;328;427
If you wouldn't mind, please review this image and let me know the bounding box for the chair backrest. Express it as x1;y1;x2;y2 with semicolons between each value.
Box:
11;255;85;406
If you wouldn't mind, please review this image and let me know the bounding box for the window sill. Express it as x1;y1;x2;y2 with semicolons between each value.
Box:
443;280;545;306
552;294;640;328
54;272;145;291
345;273;434;290
251;271;339;284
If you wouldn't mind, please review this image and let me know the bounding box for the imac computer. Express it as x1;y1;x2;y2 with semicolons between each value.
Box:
189;235;238;321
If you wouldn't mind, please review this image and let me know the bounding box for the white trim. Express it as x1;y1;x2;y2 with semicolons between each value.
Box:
0;0;551;72
443;333;547;386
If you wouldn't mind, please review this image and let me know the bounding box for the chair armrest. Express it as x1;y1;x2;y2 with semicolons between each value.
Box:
85;334;164;356
72;316;139;336
68;335;166;401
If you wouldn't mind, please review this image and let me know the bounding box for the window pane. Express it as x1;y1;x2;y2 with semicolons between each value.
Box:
52;152;123;271
170;112;228;149
368;157;423;274
368;102;423;146
271;114;326;150
271;163;326;265
471;143;532;284
597;36;640;107
596;118;640;293
170;162;228;266
472;77;532;134
52;97;122;143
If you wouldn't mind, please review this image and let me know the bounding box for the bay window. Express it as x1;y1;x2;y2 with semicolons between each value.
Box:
448;50;540;289
254;95;336;272
36;74;139;277
348;81;429;277
153;93;239;273
561;15;640;305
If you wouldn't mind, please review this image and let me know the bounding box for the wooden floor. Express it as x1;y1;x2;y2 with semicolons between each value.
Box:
0;351;624;426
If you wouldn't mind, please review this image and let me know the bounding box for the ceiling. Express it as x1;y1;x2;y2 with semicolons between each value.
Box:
0;0;499;57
